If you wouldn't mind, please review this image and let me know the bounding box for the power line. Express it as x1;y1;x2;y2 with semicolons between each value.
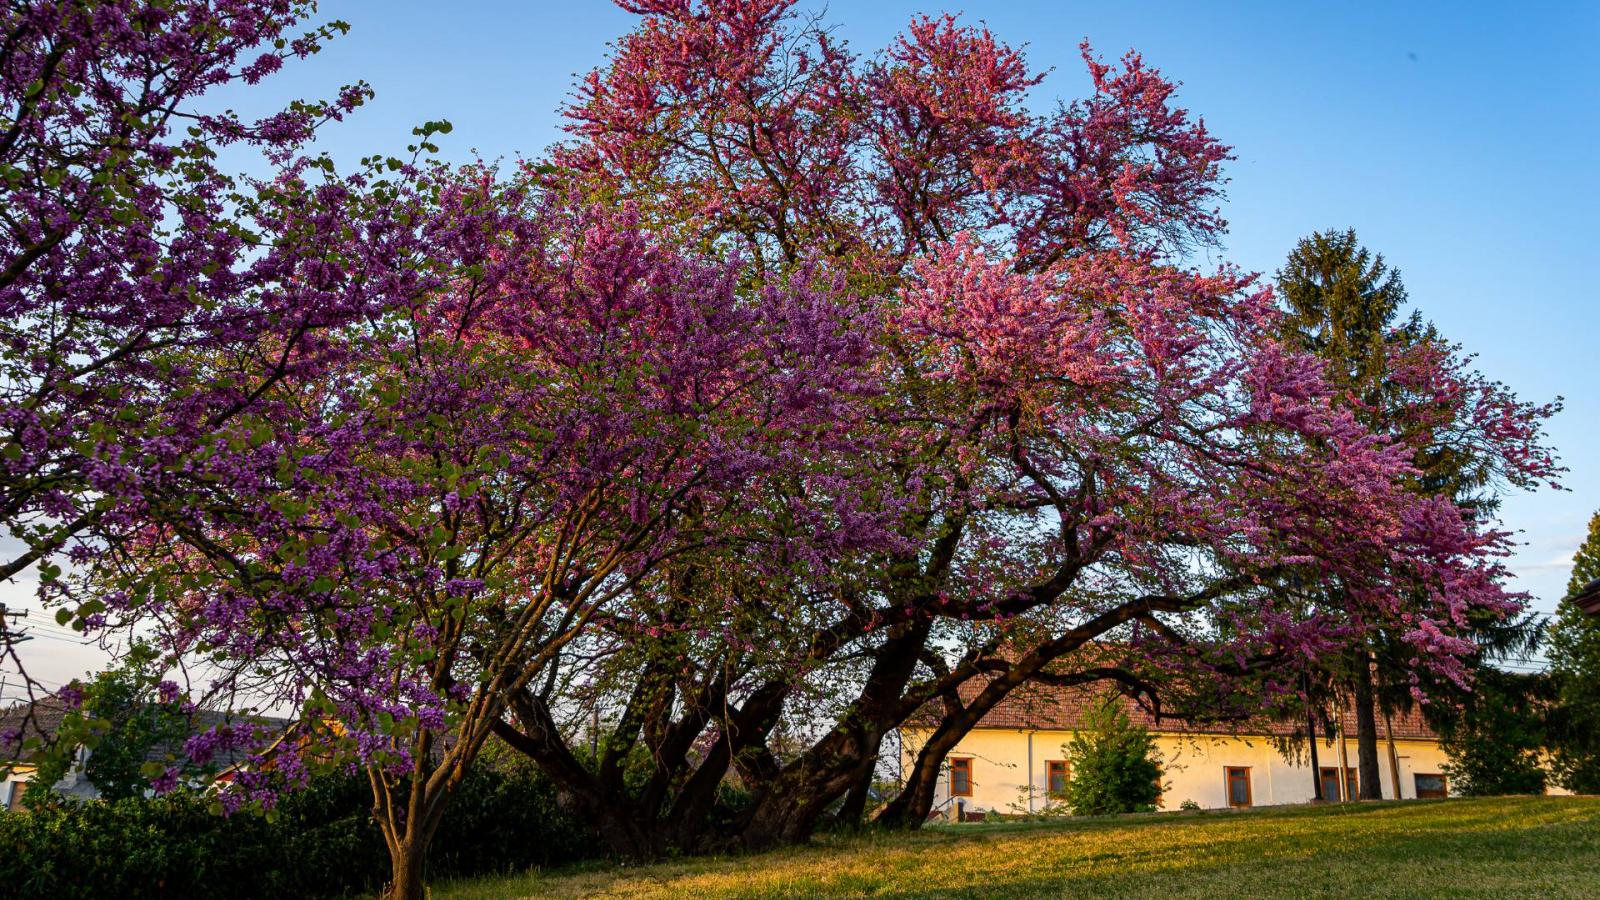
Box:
23;632;93;646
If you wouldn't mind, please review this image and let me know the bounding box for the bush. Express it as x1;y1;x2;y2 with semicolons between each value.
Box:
1439;669;1550;797
1062;694;1164;816
0;759;599;899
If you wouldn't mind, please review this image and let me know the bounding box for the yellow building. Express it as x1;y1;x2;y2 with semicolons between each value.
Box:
900;684;1482;819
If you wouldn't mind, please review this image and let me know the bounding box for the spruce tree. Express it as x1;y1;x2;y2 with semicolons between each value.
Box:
1274;229;1544;800
1277;229;1413;799
1549;511;1600;792
1277;229;1409;400
1062;695;1164;816
1437;668;1551;796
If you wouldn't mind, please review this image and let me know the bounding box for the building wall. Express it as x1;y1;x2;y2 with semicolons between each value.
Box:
901;727;1469;817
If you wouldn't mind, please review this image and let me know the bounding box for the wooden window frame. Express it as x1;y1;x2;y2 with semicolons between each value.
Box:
949;756;974;798
1046;760;1070;799
1317;766;1359;801
1319;766;1341;801
1225;766;1252;808
1414;772;1448;799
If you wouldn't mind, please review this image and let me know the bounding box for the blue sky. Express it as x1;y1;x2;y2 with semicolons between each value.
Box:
8;1;1597;688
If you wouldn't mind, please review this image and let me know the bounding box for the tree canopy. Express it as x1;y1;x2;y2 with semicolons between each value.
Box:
0;2;1564;898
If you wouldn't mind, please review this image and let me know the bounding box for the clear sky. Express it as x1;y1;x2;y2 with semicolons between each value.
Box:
6;0;1597;691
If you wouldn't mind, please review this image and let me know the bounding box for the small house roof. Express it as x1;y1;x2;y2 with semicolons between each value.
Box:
0;693;291;772
918;678;1437;741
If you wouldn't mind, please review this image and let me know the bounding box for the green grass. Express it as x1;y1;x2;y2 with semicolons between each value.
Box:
432;796;1600;898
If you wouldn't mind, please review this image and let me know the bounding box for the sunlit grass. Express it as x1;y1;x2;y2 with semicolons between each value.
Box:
432;796;1600;898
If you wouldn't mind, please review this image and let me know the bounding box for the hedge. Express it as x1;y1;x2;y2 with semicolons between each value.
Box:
0;761;598;899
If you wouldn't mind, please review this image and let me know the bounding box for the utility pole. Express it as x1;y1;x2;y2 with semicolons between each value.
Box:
0;603;30;645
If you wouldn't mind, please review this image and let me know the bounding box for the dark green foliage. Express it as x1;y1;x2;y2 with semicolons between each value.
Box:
426;754;596;877
0;762;598;899
1276;228;1516;518
1549;511;1600;793
1437;668;1550;796
1062;695;1163;816
1277;228;1410;398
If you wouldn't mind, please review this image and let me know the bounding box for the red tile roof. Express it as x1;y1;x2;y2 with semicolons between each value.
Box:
1572;578;1600;617
936;679;1438;741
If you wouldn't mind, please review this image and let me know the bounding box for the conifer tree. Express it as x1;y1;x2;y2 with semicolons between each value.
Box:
1275;229;1551;799
1062;695;1164;816
1277;230;1415;799
1550;512;1600;792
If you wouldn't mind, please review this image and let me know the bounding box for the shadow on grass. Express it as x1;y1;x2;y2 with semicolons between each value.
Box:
432;796;1600;900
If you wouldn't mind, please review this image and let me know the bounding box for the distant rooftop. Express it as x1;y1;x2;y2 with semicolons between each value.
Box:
1571;578;1600;617
0;693;291;772
916;678;1437;741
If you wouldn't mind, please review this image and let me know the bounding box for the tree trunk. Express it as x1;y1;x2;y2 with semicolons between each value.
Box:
490;713;664;859
590;803;662;859
1308;705;1324;801
1305;672;1323;801
738;622;935;846
834;751;878;828
384;838;427;900
1382;708;1403;799
740;765;864;849
876;747;944;829
1353;657;1384;800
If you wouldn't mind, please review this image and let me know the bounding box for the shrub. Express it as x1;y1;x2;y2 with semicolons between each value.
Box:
1439;669;1550;797
1062;694;1164;816
0;760;599;899
1004;784;1076;820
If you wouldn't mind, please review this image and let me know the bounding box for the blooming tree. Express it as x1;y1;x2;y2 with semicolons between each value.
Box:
0;5;489;895
8;2;1561;895
81;184;883;895
0;0;441;698
490;0;1560;851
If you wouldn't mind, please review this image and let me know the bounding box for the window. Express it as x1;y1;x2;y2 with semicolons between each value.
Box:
1319;767;1359;801
1225;767;1252;808
949;757;973;797
5;780;27;810
1319;767;1341;801
1414;773;1447;799
1047;760;1070;798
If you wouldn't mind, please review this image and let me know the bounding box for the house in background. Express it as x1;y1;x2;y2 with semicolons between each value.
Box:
1;695;97;809
0;694;288;809
899;681;1570;820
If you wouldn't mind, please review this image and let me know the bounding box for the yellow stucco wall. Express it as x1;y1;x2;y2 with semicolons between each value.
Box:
900;727;1485;816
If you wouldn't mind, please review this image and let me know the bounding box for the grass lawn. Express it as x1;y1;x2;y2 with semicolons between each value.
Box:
432;796;1600;898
